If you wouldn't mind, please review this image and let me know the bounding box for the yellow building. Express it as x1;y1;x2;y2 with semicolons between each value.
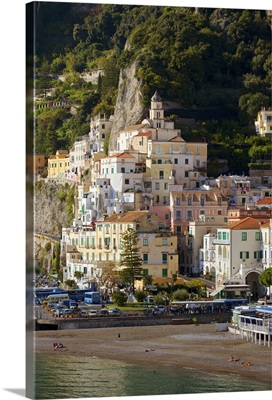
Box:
33;153;47;176
63;210;179;286
47;150;70;179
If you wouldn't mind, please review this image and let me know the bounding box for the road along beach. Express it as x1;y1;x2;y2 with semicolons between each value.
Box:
35;323;271;386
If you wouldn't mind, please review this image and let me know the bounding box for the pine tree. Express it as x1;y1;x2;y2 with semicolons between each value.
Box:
119;227;143;294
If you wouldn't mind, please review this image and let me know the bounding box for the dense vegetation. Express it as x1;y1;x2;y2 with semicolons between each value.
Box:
34;3;271;175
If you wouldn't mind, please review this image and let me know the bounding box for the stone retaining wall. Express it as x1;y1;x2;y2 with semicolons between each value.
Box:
37;313;231;331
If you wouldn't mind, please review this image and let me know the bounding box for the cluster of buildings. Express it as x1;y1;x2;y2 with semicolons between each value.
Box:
35;93;272;300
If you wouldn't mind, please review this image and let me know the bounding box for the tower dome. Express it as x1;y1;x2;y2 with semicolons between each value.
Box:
151;90;162;102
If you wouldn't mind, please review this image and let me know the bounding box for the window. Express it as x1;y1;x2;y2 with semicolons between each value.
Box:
176;226;181;234
121;167;125;173
158;159;162;164
196;147;200;155
176;197;181;205
240;251;249;259
164;183;168;190
125;179;129;184
187;210;192;220
155;182;160;190
143;254;149;263
143;238;148;246
185;171;189;177
242;232;247;241
200;198;205;206
255;232;261;241
176;210;181;220
162;253;168;264
223;232;227;240
218;232;222;240
157;146;162;154
185;159;189;164
254;251;263;259
162;238;168;246
188;197;192;205
159;170;164;179
174;158;178;164
162;268;168;277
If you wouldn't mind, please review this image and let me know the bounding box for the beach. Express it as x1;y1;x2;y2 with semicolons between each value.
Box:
35;324;272;386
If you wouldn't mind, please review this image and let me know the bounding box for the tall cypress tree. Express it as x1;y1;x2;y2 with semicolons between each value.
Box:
119;227;143;294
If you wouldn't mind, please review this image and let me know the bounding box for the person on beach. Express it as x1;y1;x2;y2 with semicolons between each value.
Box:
228;356;239;362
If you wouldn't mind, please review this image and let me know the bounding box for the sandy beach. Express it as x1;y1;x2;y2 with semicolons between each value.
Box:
35;324;272;386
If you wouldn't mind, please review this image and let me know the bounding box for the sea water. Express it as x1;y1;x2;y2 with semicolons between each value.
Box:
34;353;269;399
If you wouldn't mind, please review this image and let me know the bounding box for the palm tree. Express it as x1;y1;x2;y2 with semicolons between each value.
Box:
258;268;272;303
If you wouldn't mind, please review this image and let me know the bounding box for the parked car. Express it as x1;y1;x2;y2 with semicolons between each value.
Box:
152;306;165;315
62;309;74;315
47;302;58;308
89;309;99;316
108;308;124;316
99;309;109;317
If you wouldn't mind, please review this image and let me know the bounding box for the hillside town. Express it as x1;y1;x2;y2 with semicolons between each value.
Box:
34;92;272;303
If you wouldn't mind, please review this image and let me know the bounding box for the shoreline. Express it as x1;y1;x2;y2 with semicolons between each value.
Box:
35;324;272;386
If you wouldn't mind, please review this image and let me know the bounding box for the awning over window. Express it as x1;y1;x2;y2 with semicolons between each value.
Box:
209;285;225;297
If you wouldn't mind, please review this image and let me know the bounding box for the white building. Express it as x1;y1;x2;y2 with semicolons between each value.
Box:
90;113;114;153
260;219;272;288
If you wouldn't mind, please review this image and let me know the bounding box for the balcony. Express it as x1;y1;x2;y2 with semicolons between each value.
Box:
213;239;230;245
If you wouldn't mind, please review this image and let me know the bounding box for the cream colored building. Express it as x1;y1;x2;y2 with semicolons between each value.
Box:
255;107;272;137
213;217;267;300
47;150;70;179
216;175;251;206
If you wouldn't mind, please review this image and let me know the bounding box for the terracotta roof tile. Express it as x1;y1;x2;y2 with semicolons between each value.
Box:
104;210;149;223
133;131;152;137
106;152;135;159
226;217;268;230
256;197;272;205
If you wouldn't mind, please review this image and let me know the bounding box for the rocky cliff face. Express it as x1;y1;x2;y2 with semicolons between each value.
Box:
109;60;146;152
34;180;76;237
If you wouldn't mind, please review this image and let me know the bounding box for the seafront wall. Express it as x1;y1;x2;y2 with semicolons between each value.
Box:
36;313;231;331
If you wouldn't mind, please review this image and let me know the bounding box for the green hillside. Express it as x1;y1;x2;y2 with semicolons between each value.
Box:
32;3;272;175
